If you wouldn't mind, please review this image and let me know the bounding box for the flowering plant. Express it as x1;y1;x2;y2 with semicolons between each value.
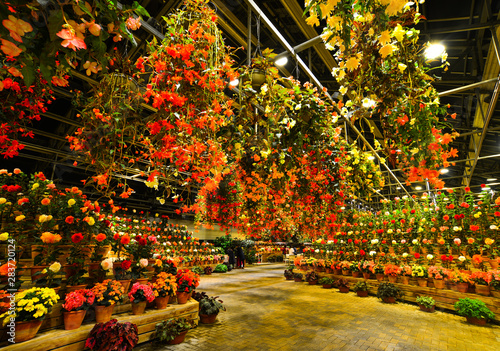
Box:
62;289;95;312
384;264;401;277
114;260;132;281
456;256;471;270
130;259;149;280
350;261;360;272
33;261;63;288
151;272;177;298
371;263;385;274
400;265;412;277
0;287;59;324
427;266;450;280
411;265;428;278
489;270;500;290
33;231;63;266
469;271;492;286
450;271;471;284
91;280;124;306
176;269;200;293
359;260;374;273
128;283;155;304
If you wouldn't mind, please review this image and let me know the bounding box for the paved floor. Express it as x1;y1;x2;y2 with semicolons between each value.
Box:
137;264;500;351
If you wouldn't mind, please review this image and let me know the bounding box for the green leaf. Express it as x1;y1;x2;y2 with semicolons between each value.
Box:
47;10;64;42
39;52;54;82
20;58;35;87
119;22;137;46
132;2;150;17
78;1;94;19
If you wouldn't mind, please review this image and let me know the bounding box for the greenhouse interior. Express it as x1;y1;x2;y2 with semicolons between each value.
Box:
1;0;500;350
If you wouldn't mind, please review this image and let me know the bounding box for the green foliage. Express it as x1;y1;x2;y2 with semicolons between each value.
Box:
454;298;495;320
244;248;257;264
335;278;349;289
267;253;284;262
305;271;319;282
284;269;294;279
293;272;303;280
192;292;226;315
376;282;403;300
154;318;192;343
416;296;435;308
213;264;228;273
191;266;203;275
214;234;233;253
318;277;335;285
352;281;368;292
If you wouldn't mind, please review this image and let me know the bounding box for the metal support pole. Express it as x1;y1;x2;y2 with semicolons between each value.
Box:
247;5;252;66
438;77;498;97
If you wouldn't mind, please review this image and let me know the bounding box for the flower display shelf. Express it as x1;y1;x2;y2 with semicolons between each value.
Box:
293;270;500;320
0;300;199;350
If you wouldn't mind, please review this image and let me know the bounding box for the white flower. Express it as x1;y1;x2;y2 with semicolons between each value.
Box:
426;254;434;260
139;258;149;268
371;239;379;245
453;226;462;232
315;249;320;253
369;251;377;256
49;261;61;273
402;253;408;258
392;240;397;245
387;229;393;234
401;239;406;244
490;225;498;230
458;256;466;262
412;239;418;245
101;258;113;271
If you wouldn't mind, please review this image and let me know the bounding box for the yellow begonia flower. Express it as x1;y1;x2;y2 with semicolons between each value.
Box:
0;198;6;204
32;183;39;190
0;232;8;241
68;198;76;207
393;24;406;42
15;214;25;221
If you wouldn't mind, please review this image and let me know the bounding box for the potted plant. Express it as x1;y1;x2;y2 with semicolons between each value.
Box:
416;296;436;313
318;277;335;289
0;287;59;342
305;271;319;285
428;266;450;289
204;266;213;275
85;319;138;351
113;259;132;292
33;261;63;291
91;279;125;323
176;269;200;304
399;265;412;285
470;271;492;296
489;270;500;297
372;263;385;281
62;289;95;330
454;298;495;325
151;272;177;310
350;261;361;277
450;271;471;293
376;282;403;303
352;281;369;297
336;278;350;293
213;264;228;273
191;266;203;275
284;268;294;280
192;291;226;324
411;265;429;287
384;264;401;283
360;260;374;279
154;317;193;345
293;272;303;282
128;282;155;315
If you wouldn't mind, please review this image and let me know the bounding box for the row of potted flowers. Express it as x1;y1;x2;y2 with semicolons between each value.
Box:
0;268;200;343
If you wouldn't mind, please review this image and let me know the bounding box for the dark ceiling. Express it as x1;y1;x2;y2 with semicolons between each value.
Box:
3;0;500;214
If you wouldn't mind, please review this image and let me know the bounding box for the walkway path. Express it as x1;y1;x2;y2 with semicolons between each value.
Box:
137;264;500;351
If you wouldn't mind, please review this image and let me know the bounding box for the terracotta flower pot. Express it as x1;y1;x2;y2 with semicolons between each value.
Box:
342;270;351;276
285;276;293;280
63;309;86;330
308;280;317;285
466;316;487;326
13;320;43;343
131;301;147;315
456;282;469;293
334;269;342;275
30;265;48;282
419;304;435;313
65;284;88;294
133;278;149;285
155;296;169;310
475;284;490;296
177;291;191;304
401;276;410;285
375;273;385;282
117;279;131;293
325;268;332;274
433;279;445;289
362;272;372;280
169;295;177;304
338;287;349;293
168;330;188;345
322;284;333;289
95;304;114;323
200;313;218;324
417;278;428;287
382;297;396;303
294;278;303;282
356;291;368;297
388;275;398;283
352;271;361;278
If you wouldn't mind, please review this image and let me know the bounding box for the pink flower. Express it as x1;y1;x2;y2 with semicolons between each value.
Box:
139;258;148;268
454;238;461;246
56;29;87;51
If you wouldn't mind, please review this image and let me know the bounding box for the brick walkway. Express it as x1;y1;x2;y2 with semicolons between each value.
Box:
137;264;500;351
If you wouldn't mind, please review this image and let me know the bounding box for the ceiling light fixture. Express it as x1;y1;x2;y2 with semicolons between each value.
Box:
367;155;375;160
440;168;449;174
229;78;239;87
424;43;446;60
415;186;422;190
274;56;288;66
487;178;497;181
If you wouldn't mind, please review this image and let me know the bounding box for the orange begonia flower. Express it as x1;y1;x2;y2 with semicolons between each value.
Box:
0;39;22;56
40;232;62;244
2;15;33;42
56;29;87;51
